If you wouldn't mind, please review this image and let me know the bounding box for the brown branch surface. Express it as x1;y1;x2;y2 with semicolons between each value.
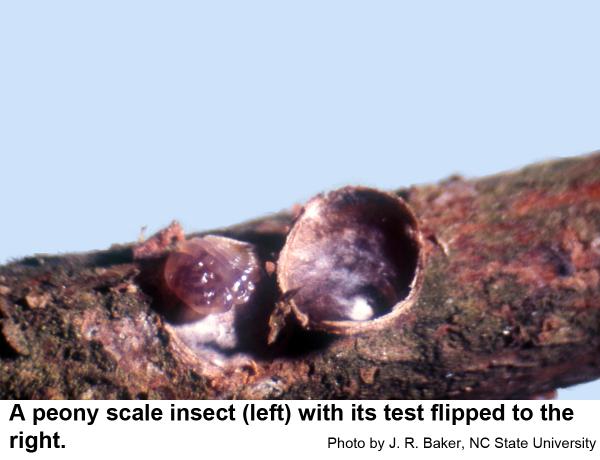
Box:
1;154;600;399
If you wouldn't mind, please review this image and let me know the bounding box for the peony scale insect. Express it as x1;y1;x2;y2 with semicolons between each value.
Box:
160;234;264;350
163;235;262;318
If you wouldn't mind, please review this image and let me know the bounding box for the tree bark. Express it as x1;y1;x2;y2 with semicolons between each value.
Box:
1;153;600;399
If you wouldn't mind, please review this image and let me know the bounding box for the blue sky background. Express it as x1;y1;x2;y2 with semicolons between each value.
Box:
1;1;599;398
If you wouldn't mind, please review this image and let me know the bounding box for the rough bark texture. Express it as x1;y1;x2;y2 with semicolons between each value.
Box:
1;154;600;399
